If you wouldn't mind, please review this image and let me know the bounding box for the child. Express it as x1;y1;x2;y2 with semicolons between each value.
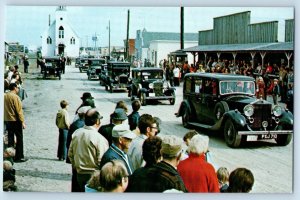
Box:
217;167;229;192
128;100;141;131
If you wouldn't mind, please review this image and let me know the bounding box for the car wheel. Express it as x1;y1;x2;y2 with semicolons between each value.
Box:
140;93;147;106
105;85;108;91
79;68;82;73
182;106;190;128
275;124;293;146
110;85;113;93
214;101;229;120
224;119;242;148
169;92;176;105
43;72;47;79
58;73;61;80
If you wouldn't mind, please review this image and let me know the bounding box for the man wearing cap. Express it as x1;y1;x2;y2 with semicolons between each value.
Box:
128;114;158;171
4;83;27;163
75;92;95;114
98;108;128;146
66;106;91;192
100;124;136;175
68;108;109;192
145;135;188;192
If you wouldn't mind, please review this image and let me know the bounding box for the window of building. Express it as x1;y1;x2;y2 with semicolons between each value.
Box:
59;26;64;38
47;36;52;44
70;37;75;44
60;17;63;21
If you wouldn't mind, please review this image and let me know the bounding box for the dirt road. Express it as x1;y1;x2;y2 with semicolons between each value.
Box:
10;62;293;193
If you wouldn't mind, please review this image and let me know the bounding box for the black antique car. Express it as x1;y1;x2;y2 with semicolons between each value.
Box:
86;58;106;80
79;58;89;73
102;61;131;93
176;73;293;148
43;56;62;80
75;57;81;68
128;67;176;106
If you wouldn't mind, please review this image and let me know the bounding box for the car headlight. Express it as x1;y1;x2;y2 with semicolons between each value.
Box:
149;83;154;89
243;105;254;117
115;76;119;81
273;105;283;117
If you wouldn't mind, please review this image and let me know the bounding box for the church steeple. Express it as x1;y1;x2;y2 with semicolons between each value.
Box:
56;6;66;11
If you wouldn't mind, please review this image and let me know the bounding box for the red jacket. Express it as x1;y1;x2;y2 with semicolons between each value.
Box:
177;153;220;193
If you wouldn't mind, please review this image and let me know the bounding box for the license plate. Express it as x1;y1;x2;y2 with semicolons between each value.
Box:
260;134;277;139
247;135;258;141
149;93;155;97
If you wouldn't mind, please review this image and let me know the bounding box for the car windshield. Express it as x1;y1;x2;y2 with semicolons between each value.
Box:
219;80;255;95
113;67;129;76
142;71;163;80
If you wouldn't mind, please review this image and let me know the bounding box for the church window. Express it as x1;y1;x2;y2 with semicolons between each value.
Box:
59;26;64;38
47;36;52;44
70;37;76;44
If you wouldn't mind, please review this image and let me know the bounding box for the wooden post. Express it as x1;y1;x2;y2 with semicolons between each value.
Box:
285;52;293;68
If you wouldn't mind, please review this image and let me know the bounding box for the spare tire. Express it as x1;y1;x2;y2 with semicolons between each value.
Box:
214;101;229;121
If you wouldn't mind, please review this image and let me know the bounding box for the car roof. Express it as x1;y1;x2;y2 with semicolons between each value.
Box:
184;72;255;81
107;60;130;64
132;67;163;72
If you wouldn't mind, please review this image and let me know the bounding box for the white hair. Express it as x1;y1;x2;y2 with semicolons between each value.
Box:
187;134;209;155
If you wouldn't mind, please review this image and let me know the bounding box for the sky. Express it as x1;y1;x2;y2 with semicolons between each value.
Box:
4;6;294;49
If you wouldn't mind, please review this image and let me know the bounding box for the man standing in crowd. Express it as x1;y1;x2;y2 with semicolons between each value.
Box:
128;100;141;131
23;56;29;73
68;108;109;192
4;83;27;162
99;108;128;146
100;124;136;176
128;114;158;171
75;92;95;114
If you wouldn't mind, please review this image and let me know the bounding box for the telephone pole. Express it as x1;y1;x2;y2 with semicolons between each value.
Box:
180;7;184;50
126;9;130;60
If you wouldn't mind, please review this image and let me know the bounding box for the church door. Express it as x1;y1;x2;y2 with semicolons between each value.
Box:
58;44;65;55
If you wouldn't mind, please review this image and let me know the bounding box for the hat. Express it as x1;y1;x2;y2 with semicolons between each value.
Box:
112;124;136;139
274;79;278;82
77;106;91;114
111;108;128;121
161;135;183;157
81;92;94;100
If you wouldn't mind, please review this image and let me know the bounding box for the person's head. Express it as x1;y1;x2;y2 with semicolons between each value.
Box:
131;100;141;112
81;92;94;102
3;160;13;171
187;134;209;155
8;83;19;93
86;170;101;191
77;106;91;119
273;79;278;85
138;114;157;136
85;108;103;128
183;130;199;146
99;160;129;192
111;108;128;125
142;136;162;167
112;124;136;153
228;168;254;193
153;117;162;134
83;98;95;108
9;66;15;72
160;135;183;166
115;101;128;113
60;100;69;109
4;147;16;158
217;167;230;187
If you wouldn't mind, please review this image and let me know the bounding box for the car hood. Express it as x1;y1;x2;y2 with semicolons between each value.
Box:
223;95;272;110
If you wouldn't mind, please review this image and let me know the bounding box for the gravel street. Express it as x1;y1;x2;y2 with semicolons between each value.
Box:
10;61;293;194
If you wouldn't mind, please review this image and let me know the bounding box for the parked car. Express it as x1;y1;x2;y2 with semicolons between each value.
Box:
79;58;89;72
99;64;108;86
128;67;176;106
75;57;81;68
86;58;106;80
102;61;131;93
176;73;293;148
42;56;62;80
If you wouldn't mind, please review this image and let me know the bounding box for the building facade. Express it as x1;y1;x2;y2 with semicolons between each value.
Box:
41;6;80;58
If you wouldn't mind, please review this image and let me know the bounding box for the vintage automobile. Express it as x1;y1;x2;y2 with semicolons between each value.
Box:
102;61;131;93
42;56;62;80
75;57;81;68
176;73;293;148
79;58;89;73
86;58;106;80
128;67;176;106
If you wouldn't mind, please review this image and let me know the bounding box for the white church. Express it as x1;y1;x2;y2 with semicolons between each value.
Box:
41;6;80;57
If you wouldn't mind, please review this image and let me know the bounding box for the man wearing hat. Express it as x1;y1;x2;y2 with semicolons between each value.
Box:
4;83;27;162
145;135;188;192
68;108;109;192
98;108;128;146
55;100;70;161
100;124;136;175
75;92;95;114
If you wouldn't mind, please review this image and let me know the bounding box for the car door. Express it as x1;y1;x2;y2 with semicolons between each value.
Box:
201;78;218;125
189;76;206;123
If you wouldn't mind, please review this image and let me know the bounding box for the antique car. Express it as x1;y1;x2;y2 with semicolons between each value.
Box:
75;57;81;68
128;67;176;106
86;58;106;80
42;56;62;80
79;58;89;72
176;73;293;148
102;61;131;93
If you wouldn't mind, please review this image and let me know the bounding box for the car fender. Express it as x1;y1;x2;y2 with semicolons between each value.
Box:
279;110;294;126
222;110;247;129
176;100;191;117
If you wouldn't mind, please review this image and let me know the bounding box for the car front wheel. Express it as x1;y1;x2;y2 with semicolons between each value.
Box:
182;106;190;128
224;119;242;148
140;93;147;106
275;124;293;146
169;92;176;105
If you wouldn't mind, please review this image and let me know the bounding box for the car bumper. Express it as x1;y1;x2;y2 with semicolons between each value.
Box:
238;130;293;135
146;96;174;100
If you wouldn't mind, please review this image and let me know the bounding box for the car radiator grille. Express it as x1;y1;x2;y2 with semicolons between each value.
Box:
153;82;163;96
251;104;272;129
119;76;128;84
95;69;101;74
